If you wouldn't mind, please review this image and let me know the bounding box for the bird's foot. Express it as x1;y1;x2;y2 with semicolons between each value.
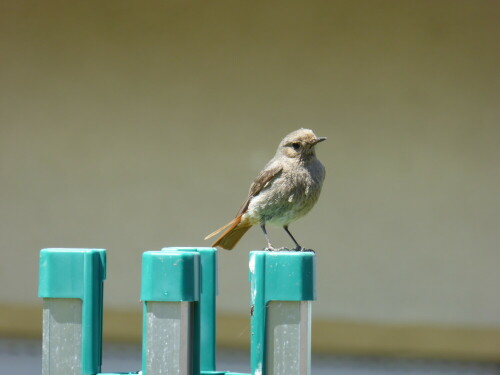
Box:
276;247;292;251
265;246;314;253
300;247;315;253
291;246;315;253
264;246;291;252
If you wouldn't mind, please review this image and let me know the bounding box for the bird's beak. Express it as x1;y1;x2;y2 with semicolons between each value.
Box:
313;137;327;145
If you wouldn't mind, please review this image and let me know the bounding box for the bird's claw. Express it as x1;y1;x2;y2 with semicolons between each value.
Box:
289;245;315;253
265;246;314;253
264;246;291;252
300;247;315;253
277;247;291;251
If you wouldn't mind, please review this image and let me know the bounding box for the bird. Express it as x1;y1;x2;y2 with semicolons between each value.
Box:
205;128;326;251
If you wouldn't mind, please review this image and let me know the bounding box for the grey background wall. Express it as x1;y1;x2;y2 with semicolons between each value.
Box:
1;0;499;357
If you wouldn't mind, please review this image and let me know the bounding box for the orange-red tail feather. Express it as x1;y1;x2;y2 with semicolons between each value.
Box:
205;215;252;250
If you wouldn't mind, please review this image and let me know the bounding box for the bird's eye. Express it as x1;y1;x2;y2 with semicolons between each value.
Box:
291;142;301;151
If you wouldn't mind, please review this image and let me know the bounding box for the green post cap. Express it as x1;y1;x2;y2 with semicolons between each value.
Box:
38;248;106;375
249;251;316;302
141;250;200;302
249;251;316;375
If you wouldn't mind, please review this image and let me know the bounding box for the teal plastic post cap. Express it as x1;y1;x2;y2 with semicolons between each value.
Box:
249;251;316;302
141;250;200;301
161;247;219;296
38;248;106;298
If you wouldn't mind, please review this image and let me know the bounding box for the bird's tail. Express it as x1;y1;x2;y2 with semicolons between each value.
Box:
204;215;252;250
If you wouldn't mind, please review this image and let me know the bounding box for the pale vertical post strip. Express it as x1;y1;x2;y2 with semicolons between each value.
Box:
266;301;311;375
145;301;193;375
301;300;312;375
42;298;82;375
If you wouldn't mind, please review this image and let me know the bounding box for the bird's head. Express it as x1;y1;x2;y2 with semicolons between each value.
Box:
278;128;326;160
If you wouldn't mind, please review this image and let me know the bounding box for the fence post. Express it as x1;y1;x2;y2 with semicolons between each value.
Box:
249;251;316;375
38;247;315;375
162;247;219;374
38;248;106;375
141;250;200;375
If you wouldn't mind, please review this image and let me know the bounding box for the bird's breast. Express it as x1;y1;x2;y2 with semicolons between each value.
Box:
244;162;324;226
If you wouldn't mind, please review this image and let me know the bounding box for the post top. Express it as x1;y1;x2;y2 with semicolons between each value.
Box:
249;250;316;302
38;248;106;298
141;250;200;302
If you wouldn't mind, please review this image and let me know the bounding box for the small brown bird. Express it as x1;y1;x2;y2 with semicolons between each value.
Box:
205;128;326;251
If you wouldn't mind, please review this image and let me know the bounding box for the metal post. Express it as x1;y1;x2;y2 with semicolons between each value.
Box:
38;248;106;375
141;250;200;375
249;251;316;375
266;301;311;375
42;298;82;375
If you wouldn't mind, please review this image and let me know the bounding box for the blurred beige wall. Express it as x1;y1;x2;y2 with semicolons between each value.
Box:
1;0;499;358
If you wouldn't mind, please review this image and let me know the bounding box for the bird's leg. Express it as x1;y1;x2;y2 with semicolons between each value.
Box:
283;225;301;251
283;225;304;251
260;224;277;251
284;227;315;252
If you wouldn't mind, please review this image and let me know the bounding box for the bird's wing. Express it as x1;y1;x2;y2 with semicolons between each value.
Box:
236;164;283;216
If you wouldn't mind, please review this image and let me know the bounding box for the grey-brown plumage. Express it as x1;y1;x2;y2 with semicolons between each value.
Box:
205;128;326;251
